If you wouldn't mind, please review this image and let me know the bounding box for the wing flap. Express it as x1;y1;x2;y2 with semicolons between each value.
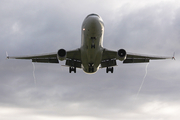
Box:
32;58;59;63
8;53;57;59
101;59;117;68
8;52;59;63
123;58;149;63
124;53;172;63
126;53;172;60
8;49;82;64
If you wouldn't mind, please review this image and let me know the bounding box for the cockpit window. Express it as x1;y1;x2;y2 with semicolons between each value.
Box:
85;13;100;19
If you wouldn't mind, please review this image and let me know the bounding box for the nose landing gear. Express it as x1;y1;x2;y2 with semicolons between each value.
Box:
69;67;76;73
106;67;114;73
89;63;94;72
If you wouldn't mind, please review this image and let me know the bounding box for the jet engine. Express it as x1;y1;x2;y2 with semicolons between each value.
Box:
57;49;67;61
117;49;127;61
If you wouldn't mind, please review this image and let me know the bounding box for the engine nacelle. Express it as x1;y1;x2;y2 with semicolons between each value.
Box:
57;49;67;61
117;49;127;61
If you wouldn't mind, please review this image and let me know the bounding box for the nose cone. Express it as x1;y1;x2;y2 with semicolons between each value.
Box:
83;13;104;30
85;13;100;19
85;13;103;24
88;16;100;26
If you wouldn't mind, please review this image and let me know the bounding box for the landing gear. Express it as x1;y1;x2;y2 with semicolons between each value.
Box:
106;67;114;73
89;63;94;72
89;67;94;72
91;44;95;48
69;67;76;73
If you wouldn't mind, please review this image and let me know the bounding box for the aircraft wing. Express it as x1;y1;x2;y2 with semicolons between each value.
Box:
101;49;172;68
123;53;172;63
7;49;81;64
8;52;59;63
101;49;117;61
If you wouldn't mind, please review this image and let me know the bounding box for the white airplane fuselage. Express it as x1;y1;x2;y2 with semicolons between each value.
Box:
80;14;104;73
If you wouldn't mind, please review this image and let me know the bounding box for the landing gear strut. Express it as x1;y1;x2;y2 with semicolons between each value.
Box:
106;67;114;73
89;63;94;72
69;67;76;73
89;67;94;72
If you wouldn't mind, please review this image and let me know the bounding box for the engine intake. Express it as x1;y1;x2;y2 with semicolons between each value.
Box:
57;49;67;61
117;49;127;61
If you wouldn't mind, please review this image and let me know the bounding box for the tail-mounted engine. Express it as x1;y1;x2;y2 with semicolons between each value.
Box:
57;49;67;61
117;49;127;61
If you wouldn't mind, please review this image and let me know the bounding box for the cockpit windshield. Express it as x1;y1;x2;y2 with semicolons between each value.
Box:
85;13;100;19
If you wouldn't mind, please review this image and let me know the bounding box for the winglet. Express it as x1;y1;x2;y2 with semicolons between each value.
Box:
172;52;175;60
6;51;9;59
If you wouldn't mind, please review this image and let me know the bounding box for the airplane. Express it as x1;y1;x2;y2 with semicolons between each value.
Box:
7;13;174;74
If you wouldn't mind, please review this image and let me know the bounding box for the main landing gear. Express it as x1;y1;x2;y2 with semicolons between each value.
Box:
69;67;76;73
106;67;114;73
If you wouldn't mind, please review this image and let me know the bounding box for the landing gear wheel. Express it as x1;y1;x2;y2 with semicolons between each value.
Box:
106;67;114;73
89;67;94;72
69;67;76;73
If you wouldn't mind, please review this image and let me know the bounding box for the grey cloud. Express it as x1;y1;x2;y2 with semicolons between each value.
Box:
105;3;179;55
0;0;180;120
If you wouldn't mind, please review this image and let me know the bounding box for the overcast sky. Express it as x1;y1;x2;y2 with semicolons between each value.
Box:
1;0;180;120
